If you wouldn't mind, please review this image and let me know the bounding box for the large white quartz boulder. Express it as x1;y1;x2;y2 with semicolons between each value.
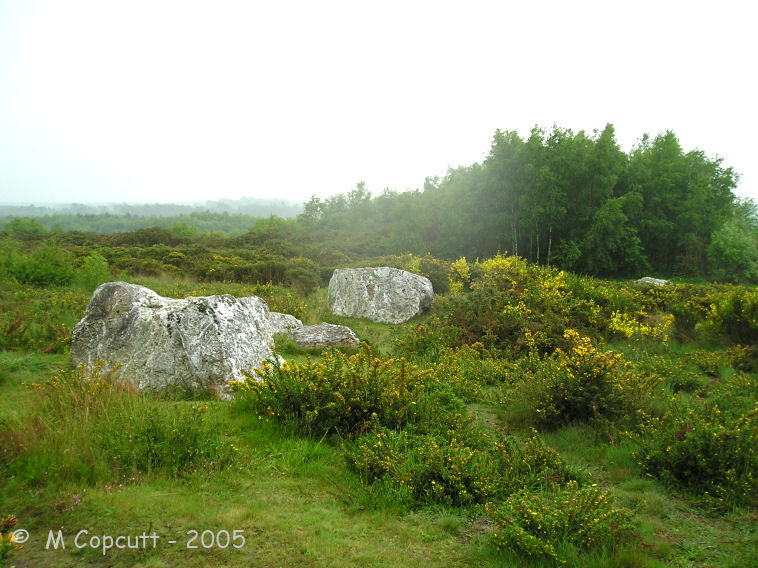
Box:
328;267;434;324
71;282;276;392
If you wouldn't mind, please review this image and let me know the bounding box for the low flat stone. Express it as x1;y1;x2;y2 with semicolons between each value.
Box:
268;311;304;335
290;322;360;349
635;277;671;287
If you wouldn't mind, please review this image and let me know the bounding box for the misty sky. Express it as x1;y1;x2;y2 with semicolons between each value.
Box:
0;1;755;205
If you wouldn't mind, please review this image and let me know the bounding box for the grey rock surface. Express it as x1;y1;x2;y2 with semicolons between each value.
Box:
290;323;360;349
328;267;434;323
268;311;304;335
635;277;671;287
71;282;276;392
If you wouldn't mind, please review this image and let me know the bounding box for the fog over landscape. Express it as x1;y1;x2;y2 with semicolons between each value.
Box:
2;4;758;565
0;0;755;206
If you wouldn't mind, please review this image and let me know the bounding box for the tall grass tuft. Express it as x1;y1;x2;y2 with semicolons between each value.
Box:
1;364;233;487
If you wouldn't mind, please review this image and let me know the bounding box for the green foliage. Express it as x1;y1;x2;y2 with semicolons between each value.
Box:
726;344;758;373
519;331;626;428
0;123;745;282
3;216;48;236
403;253;451;295
707;219;758;282
2;365;233;485
345;421;582;508
582;196;649;276
345;419;504;507
633;373;758;506
0;285;88;353
434;254;599;353
272;333;308;357
487;481;636;564
506;330;665;431
429;344;508;402
232;345;431;437
4;243;75;286
74;252;111;292
697;286;758;345
283;256;320;296
290;124;737;280
393;321;461;364
707;198;758;283
0;514;23;564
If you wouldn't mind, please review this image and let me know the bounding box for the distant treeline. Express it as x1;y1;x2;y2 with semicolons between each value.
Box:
2;125;756;282
0;197;303;235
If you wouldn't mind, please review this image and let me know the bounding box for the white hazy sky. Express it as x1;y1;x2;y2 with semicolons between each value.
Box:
0;0;755;205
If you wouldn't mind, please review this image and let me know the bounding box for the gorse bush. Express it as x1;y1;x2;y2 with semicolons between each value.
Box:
345;419;504;506
687;349;727;378
608;309;674;342
633;378;758;506
487;481;636;565
231;344;431;437
426;344;498;403
434;254;613;354
507;330;667;432
509;330;627;429
2;365;232;485
431;252;758;354
393;320;460;364
345;418;582;507
697;286;758;345
726;344;758;372
0;514;23;565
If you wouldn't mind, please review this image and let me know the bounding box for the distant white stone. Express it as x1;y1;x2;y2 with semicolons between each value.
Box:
328;267;434;324
290;323;360;349
268;311;304;335
71;282;276;393
635;277;671;287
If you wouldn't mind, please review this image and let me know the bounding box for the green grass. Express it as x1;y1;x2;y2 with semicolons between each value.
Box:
2;376;497;567
5;350;754;568
2;272;758;567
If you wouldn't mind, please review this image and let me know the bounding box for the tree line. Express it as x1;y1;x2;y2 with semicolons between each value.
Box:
0;198;303;235
299;125;755;281
3;124;756;282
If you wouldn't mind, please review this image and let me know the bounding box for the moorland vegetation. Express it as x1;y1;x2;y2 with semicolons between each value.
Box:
1;125;757;567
